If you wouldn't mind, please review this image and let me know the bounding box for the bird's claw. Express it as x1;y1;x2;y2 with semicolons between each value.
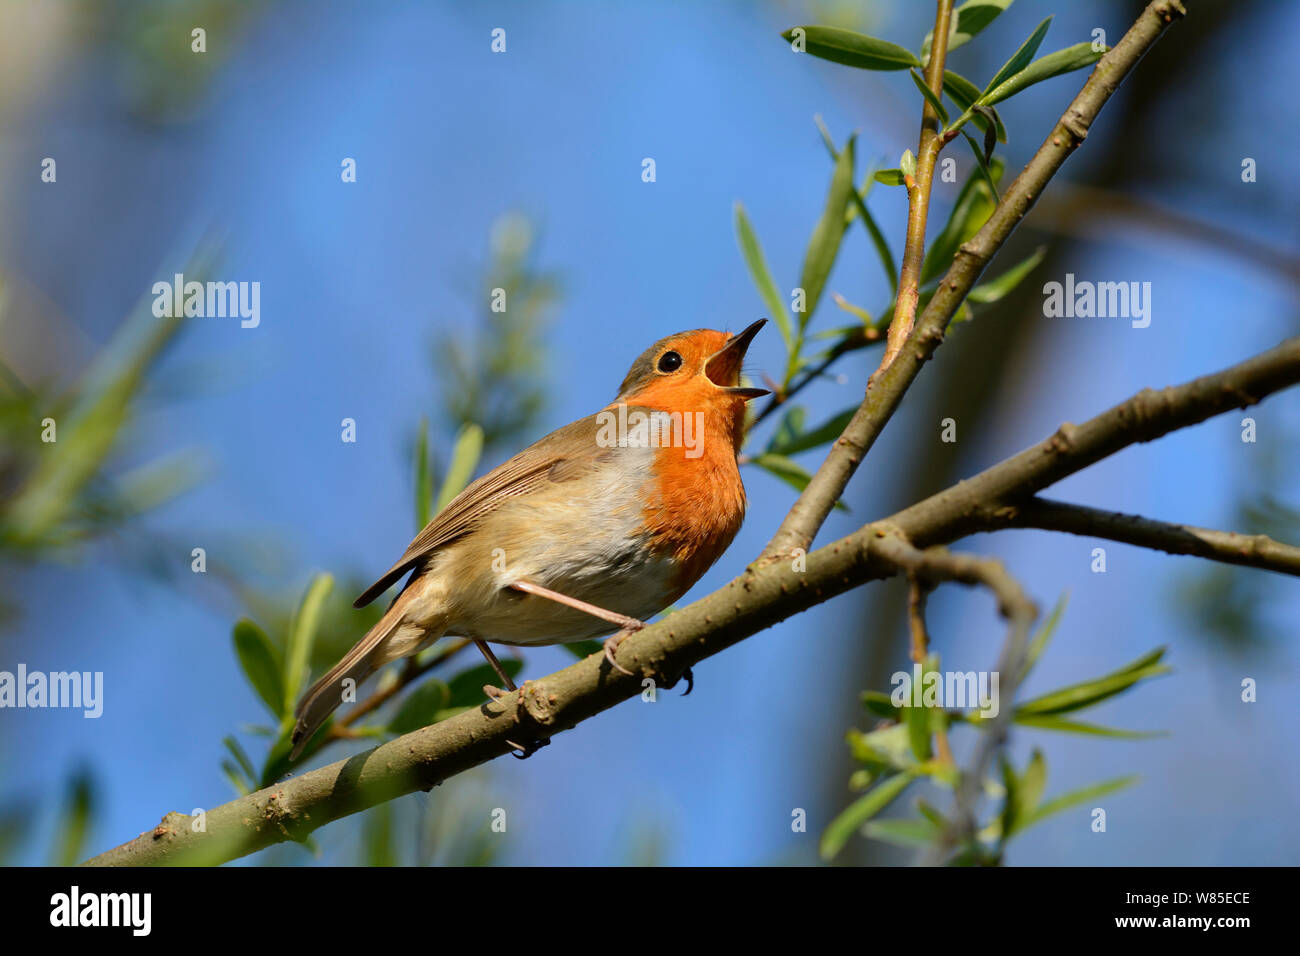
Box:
602;625;641;676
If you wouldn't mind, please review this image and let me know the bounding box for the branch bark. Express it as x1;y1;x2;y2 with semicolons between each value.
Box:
762;0;1189;559
996;497;1300;577
84;327;1296;866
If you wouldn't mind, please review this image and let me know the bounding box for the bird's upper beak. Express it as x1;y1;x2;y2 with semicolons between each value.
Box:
705;319;769;400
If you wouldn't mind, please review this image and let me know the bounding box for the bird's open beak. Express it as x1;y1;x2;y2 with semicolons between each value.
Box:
705;319;769;400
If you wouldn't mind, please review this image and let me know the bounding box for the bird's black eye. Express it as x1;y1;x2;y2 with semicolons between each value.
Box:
657;350;683;373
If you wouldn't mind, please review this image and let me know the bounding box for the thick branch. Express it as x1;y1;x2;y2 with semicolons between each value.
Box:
83;328;1295;867
997;497;1300;577
762;0;1189;559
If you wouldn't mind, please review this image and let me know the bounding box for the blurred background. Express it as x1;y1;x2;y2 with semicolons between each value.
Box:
1;0;1297;866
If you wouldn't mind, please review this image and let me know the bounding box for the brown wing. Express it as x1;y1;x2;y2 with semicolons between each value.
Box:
353;411;613;608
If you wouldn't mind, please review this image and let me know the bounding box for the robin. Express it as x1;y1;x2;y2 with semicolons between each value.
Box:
290;320;768;759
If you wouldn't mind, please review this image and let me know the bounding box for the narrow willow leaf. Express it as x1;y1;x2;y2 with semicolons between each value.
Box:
920;158;1003;285
750;453;849;510
283;573;335;713
968;246;1046;304
1018;659;1170;716
861;690;901;719
1013;714;1166;738
388;679;451;734
435;423;484;512
943;70;1007;142
981;17;1052;97
51;769;95;867
921;0;1015;63
1019;749;1048;822
765;405;856;457
832;293;873;326
873;168;905;186
1022;775;1138;830
735;201;794;350
960;131;1000;202
414;417;433;530
982;42;1106;106
783;26;920;71
221;760;252;797
233;619;286;720
223;735;258;787
799;136;856;326
446;661;524;708
1019;590;1067;678
768;405;807;454
862;817;939;847
816;122;896;294
820;771;917;859
909;70;950;124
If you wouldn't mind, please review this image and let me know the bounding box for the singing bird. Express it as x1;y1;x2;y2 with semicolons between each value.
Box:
290;320;768;759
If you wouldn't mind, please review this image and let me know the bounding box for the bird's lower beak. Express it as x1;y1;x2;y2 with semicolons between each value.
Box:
705;319;769;400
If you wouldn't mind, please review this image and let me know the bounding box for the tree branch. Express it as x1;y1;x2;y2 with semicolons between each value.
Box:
83;326;1296;866
762;0;1189;560
995;497;1300;577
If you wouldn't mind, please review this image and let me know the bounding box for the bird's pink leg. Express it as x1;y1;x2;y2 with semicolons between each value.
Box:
507;580;644;675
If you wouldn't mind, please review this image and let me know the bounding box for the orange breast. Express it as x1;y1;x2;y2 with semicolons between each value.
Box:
635;383;750;596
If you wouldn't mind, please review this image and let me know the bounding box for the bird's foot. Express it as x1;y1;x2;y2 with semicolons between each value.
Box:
483;683;512;701
602;620;645;676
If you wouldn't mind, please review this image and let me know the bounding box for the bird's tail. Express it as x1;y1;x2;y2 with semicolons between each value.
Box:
290;588;426;760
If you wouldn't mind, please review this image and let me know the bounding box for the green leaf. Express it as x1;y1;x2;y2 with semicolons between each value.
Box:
414;418;433;530
388;679;451;735
982;42;1106;106
909;70;950;125
861;689;901;719
221;760;252;797
446;660;524;708
232;618;285;720
50;768;96;867
1020;591;1067;678
1013;714;1165;739
435;424;485;513
734;202;795;351
1018;651;1170;716
981;16;1052;98
920;158;1003;285
750;453;848;510
223;735;258;786
960;131;1000;202
816;122;896;295
832;294;873;326
862;816;939;847
1022;775;1138;830
765;405;857;457
783;26;920;71
283;573;335;714
873;168;905;186
943;70;1007;142
968;246;1046;304
921;0;1015;63
821;771;917;859
798;135;856;327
